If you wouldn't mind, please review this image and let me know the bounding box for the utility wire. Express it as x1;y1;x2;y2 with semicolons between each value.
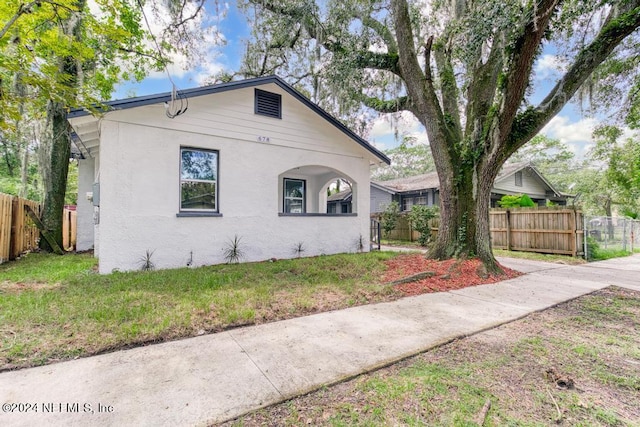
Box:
136;0;188;119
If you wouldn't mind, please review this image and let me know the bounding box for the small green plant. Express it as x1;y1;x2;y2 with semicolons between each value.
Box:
293;242;305;258
380;201;400;238
223;235;245;264
137;249;156;271
408;205;438;246
498;194;536;208
586;236;599;261
519;194;535;207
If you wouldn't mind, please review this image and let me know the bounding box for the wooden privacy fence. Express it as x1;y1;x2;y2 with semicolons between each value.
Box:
0;193;77;263
490;208;584;257
0;193;42;263
374;207;585;257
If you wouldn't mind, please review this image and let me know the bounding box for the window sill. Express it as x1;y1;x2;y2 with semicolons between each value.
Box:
278;213;357;217
176;212;223;218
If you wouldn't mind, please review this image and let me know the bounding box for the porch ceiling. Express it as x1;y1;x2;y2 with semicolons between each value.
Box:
69;115;100;159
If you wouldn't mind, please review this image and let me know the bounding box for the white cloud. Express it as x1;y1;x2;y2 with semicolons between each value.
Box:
541;115;598;158
542;115;597;144
140;2;227;84
534;54;568;81
368;111;429;147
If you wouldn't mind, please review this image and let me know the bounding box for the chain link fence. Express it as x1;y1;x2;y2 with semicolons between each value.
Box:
584;216;640;259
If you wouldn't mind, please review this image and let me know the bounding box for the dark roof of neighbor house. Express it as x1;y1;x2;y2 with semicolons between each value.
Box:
373;171;440;193
372;162;563;196
327;189;352;202
68;75;390;165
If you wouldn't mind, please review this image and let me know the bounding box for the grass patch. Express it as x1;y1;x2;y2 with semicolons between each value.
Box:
228;287;640;426
0;251;400;370
590;247;636;261
493;249;586;265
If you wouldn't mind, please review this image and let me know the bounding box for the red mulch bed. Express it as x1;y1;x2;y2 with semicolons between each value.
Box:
384;253;522;296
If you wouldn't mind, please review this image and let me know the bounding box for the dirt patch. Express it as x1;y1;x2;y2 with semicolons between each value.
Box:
222;287;640;426
0;281;61;294
383;253;521;295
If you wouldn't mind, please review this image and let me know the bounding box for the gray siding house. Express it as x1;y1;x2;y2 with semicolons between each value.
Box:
367;162;570;213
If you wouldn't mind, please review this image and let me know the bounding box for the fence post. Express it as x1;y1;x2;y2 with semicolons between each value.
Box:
570;209;577;257
9;197;19;260
505;209;511;251
583;214;588;260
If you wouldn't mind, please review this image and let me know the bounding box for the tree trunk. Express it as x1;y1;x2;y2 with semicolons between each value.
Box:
19;144;29;198
39;100;72;252
429;158;502;273
38;3;84;252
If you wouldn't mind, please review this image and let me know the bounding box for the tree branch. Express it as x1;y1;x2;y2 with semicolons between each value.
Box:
434;40;462;141
362;95;411;114
507;0;640;155
0;1;69;40
391;0;457;170
498;0;559;142
355;12;398;54
169;0;206;30
465;32;504;146
252;0;401;75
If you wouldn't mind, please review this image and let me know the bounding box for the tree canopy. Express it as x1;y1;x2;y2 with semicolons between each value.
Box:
238;0;640;271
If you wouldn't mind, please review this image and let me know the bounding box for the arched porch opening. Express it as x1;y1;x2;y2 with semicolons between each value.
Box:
278;165;357;215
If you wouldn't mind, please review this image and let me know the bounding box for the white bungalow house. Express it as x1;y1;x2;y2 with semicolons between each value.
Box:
68;76;390;273
369;162;571;213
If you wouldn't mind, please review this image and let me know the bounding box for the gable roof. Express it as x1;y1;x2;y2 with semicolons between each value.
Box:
494;161;562;197
68;75;389;165
327;189;352;202
372;161;562;196
372;171;440;193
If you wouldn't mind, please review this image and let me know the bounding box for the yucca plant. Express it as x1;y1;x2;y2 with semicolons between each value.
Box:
223;235;245;264
138;249;156;271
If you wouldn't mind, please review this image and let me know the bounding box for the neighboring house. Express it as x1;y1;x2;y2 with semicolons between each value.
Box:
326;189;353;214
68;76;390;273
368;162;569;213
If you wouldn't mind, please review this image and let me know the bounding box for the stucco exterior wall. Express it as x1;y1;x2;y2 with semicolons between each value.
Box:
94;84;375;273
76;157;95;251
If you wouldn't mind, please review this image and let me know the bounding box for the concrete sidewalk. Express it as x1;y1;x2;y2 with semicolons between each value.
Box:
1;254;639;427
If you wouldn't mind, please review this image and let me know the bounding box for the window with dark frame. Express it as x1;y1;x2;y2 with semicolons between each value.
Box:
284;178;305;213
180;148;218;212
402;197;414;211
515;171;523;187
255;89;282;119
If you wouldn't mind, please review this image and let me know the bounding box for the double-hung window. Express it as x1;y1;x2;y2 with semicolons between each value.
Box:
180;148;218;212
284;178;305;213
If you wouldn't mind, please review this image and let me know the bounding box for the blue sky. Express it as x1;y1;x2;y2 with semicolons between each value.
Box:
114;0;605;159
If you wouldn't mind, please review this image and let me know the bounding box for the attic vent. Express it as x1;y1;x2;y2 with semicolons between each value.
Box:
255;89;282;119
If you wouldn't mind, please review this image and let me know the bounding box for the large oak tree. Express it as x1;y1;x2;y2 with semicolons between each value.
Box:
238;0;640;271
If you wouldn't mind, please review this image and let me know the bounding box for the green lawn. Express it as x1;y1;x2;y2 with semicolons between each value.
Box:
0;251;399;370
228;287;640;426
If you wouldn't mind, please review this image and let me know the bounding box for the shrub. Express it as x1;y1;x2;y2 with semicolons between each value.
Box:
497;195;522;208
380;201;400;238
498;194;536;208
409;205;438;246
519;194;535;207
